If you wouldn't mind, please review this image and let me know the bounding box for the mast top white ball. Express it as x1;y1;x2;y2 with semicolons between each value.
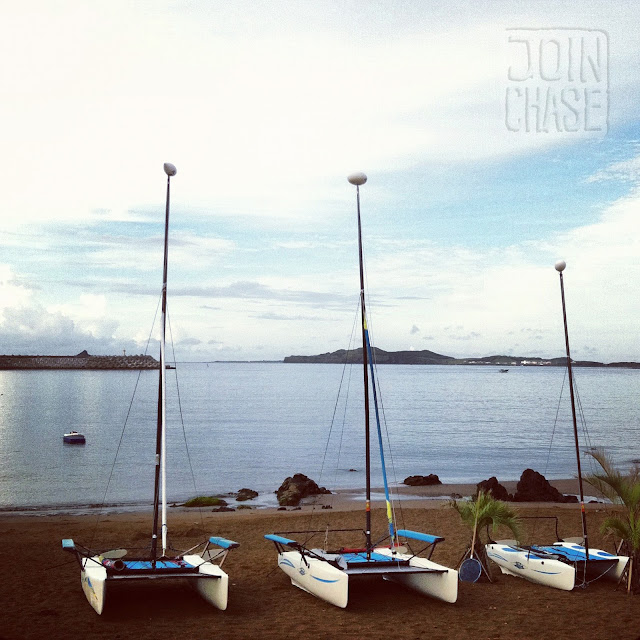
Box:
347;172;367;186
164;163;177;177
555;260;566;272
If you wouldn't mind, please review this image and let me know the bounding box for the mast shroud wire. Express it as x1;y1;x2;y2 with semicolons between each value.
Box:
165;311;208;540
89;296;162;548
301;302;359;547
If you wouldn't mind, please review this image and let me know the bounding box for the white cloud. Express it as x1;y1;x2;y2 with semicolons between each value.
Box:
586;153;640;184
0;265;34;311
4;3;638;228
48;294;116;340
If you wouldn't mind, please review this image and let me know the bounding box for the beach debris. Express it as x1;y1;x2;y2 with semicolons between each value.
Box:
513;469;578;503
403;474;442;486
275;473;331;506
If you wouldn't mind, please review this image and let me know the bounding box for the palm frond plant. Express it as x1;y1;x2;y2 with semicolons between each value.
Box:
585;449;640;593
451;490;521;578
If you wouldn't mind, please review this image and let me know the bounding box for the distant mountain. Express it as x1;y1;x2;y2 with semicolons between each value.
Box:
285;348;453;365
284;349;640;368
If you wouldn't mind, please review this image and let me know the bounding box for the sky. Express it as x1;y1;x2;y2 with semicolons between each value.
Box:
1;0;639;363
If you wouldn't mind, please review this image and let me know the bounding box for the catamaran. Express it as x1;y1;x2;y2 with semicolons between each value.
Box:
265;172;458;608
485;260;628;590
62;163;239;614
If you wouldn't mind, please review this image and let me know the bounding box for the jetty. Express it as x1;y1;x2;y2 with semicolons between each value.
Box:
0;350;159;370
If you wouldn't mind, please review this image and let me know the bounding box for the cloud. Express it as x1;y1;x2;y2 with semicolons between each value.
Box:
0;303;135;356
165;281;355;311
0;265;34;311
48;294;116;339
586;152;640;184
6;3;639;230
178;337;202;347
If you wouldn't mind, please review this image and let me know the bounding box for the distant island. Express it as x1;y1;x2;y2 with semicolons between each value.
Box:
283;347;640;368
2;349;638;369
0;350;159;370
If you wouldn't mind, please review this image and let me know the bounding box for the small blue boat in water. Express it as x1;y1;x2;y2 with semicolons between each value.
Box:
63;431;86;444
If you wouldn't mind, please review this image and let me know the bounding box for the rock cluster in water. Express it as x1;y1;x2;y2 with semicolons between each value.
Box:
513;469;578;503
476;469;578;503
276;473;331;506
476;476;512;501
236;488;259;502
403;474;442;486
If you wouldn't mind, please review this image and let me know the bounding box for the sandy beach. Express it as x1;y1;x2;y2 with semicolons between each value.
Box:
2;481;637;640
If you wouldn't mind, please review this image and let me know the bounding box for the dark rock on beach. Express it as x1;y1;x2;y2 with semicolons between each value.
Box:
236;488;259;502
477;476;512;501
276;473;331;506
403;474;442;486
513;469;578;503
182;496;227;508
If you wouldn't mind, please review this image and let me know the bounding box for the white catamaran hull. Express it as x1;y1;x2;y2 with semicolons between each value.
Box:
551;542;629;581
276;548;457;608
183;554;230;611
485;542;628;591
79;554;230;615
277;551;349;608
81;557;108;615
486;543;575;590
375;548;458;603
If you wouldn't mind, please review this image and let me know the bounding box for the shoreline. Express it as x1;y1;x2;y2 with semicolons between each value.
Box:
0;478;592;517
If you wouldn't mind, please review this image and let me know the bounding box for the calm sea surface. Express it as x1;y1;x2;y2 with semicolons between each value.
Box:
0;363;638;512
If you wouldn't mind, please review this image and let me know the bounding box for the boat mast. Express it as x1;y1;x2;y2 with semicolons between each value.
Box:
152;162;176;562
348;172;372;554
555;260;589;562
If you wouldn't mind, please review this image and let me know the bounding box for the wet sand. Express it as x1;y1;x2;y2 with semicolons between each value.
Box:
2;482;637;640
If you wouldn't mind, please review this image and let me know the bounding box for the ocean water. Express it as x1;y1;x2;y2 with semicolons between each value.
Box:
0;363;638;511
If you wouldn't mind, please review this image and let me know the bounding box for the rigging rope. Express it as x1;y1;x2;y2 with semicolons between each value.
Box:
166;308;207;543
89;295;162;548
302;300;359;547
538;365;596;568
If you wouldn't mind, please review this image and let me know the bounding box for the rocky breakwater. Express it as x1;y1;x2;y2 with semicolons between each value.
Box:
0;350;159;370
